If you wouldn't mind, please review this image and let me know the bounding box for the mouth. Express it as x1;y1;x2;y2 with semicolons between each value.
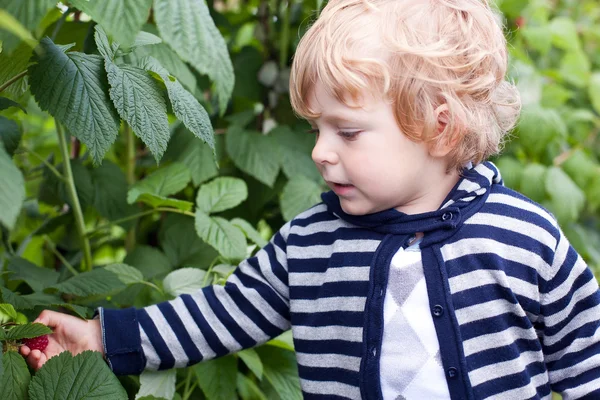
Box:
328;181;355;195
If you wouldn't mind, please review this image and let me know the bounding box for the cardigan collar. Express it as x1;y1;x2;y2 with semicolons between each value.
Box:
321;161;502;237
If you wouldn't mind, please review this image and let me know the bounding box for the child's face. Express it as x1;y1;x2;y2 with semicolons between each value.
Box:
308;81;456;215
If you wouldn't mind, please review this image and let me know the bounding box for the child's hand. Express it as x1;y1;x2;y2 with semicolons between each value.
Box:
19;310;104;370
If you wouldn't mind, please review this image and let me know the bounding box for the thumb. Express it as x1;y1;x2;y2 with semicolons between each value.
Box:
33;310;64;329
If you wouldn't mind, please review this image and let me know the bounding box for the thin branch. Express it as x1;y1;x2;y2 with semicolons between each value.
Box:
0;70;27;93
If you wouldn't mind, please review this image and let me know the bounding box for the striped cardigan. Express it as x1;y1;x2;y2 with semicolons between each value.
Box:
99;162;600;399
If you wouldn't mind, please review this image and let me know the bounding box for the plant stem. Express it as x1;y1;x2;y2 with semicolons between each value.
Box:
55;120;93;271
182;369;196;400
279;0;292;69
43;235;79;276
87;207;195;237
0;70;27;93
51;7;72;41
125;124;137;251
17;148;66;182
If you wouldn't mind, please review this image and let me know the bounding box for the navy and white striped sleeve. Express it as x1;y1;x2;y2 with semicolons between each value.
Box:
541;229;600;398
99;222;292;375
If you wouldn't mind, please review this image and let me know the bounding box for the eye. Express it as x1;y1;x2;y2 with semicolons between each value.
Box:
339;130;361;139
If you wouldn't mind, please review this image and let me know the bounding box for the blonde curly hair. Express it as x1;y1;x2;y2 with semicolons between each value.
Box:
290;0;521;171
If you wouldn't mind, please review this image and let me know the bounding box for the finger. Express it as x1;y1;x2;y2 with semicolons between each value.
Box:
25;349;42;370
34;309;62;328
35;352;48;370
20;345;31;357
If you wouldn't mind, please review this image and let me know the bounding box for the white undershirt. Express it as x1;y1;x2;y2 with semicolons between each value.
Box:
379;239;451;399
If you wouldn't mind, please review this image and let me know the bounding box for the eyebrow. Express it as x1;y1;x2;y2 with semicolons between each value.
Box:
310;112;363;125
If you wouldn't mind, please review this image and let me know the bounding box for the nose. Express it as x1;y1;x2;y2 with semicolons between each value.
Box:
312;133;339;165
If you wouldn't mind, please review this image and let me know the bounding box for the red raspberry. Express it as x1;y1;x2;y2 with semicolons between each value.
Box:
22;335;49;351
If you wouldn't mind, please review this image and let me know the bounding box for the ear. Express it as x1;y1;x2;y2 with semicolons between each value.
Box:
428;104;460;158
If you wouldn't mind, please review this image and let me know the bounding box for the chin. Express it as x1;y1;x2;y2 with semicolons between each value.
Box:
339;200;372;216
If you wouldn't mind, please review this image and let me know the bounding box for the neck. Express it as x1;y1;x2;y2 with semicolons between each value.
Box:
394;168;461;215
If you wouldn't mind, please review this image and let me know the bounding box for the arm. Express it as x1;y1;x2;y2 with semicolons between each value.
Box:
541;229;600;399
100;222;292;375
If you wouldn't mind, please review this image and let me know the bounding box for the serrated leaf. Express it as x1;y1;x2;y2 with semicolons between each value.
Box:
196;177;248;214
29;38;121;164
517;105;567;158
545;167;585;224
231;218;268;248
105;60;170;163
154;0;234;113
163;267;206;296
0;43;31;99
124;246;172;280
136;193;194;211
127;163;191;204
29;350;127;400
141;56;215;152
0;304;17;322
226;125;280;187
135;369;176;400
194;356;237;400
6;323;52;340
590;73;600;115
0;144;25;229
165;127;218;186
7;257;60;292
0;97;26;113
280;176;323;221
562;149;597;189
69;0;152;47
105;263;144;285
256;346;301;400
0;288;88;318
160;214;218;268
0;351;29;400
50;268;125;297
94;25;119;60
519;163;547;203
559;50;590;88
129;31;162;50
195;211;246;261
0;116;21;156
238;349;263;380
0;4;44;52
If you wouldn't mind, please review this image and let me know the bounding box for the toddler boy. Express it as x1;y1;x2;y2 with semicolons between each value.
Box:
21;0;600;399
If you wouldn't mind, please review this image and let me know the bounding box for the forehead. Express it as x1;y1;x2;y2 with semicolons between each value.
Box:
306;81;384;122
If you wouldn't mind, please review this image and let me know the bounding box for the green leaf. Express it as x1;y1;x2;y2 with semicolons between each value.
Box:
545;167;585;224
133;41;197;93
50;268;125;297
521;25;552;55
7;257;59;292
136;369;176;400
494;157;523;190
0;116;21;156
0;288;89;318
0;97;26;113
559;50;591;88
6;323;52;340
194;356;237;400
562;149;598;189
91;161;138;226
153;0;234;113
237;373;268;400
135;194;194;211
0;2;46;52
196;177;248;214
69;0;152;47
266;330;294;352
280;176;323;221
129;31;162;51
519;163;547;203
0;351;29;400
127;163;191;204
517;105;567;158
226;125;280;187
256;346;301;400
549;17;581;51
0;144;25;230
590;73;600;115
140;56;215;152
28;38;121;164
271;126;321;182
105;60;170;163
231;218;268;248
28;350;127;400
105;263;144;285
195;211;246;261
163;267;206;296
159;214;218;268
238;349;263;380
164;127;218;186
94;25;119;60
0;304;17;322
124;246;172;280
0;43;31;99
